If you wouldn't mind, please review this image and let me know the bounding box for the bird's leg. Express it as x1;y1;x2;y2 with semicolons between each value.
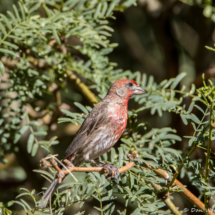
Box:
85;159;100;167
94;158;107;165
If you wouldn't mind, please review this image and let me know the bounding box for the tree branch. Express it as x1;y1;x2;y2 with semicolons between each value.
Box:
39;151;210;214
40;152;138;180
66;71;98;104
143;160;211;214
151;182;182;215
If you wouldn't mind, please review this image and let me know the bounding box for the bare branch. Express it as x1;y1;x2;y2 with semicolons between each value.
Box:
40;151;208;214
66;71;98;104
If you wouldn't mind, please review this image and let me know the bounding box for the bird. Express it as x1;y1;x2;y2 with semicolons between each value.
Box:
38;79;145;208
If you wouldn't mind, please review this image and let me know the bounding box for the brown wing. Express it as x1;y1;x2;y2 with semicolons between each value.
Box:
64;101;110;159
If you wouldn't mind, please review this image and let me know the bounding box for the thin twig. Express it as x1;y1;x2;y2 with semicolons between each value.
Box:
49;196;52;215
167;143;196;189
44;154;59;160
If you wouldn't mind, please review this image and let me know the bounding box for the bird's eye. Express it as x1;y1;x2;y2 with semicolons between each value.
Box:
128;82;133;87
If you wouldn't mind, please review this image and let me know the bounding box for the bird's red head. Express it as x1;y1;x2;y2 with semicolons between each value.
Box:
108;79;145;102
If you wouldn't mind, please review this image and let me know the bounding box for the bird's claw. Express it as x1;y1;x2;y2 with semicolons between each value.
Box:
102;164;120;185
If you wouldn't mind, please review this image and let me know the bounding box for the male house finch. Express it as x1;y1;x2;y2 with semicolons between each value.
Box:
39;79;145;208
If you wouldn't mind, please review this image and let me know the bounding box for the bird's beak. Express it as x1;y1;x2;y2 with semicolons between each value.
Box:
133;85;146;95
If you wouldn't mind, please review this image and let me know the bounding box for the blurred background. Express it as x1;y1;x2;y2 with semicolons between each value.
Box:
1;0;215;214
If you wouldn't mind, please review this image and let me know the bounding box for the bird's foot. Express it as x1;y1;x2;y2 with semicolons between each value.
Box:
63;159;75;168
102;163;120;185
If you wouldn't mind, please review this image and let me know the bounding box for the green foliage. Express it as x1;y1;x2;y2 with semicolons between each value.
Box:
17;72;214;214
0;0;136;162
1;0;215;214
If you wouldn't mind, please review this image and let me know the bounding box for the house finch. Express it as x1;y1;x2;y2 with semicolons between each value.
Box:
39;79;145;208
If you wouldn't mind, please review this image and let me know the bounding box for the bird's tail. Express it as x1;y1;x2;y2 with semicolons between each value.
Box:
38;159;82;209
38;178;59;209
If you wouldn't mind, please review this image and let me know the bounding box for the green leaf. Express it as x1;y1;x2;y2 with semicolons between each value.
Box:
0;48;19;58
16;193;30;199
19;125;29;135
103;202;114;211
13;201;28;213
101;2;108;16
92;194;101;202
111;148;116;163
203;5;212;18
142;152;158;162
188;102;195;113
7;11;18;24
0;61;5;76
71;185;80;200
159;79;167;87
31;143;39;156
13;4;21;22
33;169;54;180
2;41;19;50
180;114;188;125
118;147;123;166
61;109;79;118
162;78;174;89
18;2;26;21
102;152;107;161
194;104;205;113
6;201;14;207
187;114;201;124
189;84;196;94
124;0;137;7
129;172;134;188
171;72;186;89
0;22;7;36
27;134;34;153
74;102;88;114
106;0;120;16
29;2;41;13
206;45;215;52
34;131;47;136
89;172;97;183
159;134;182;141
1;14;12;29
94;3;102;19
94;206;103;212
53;28;61;45
14;133;21;144
20;199;32;211
121;138;132;146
